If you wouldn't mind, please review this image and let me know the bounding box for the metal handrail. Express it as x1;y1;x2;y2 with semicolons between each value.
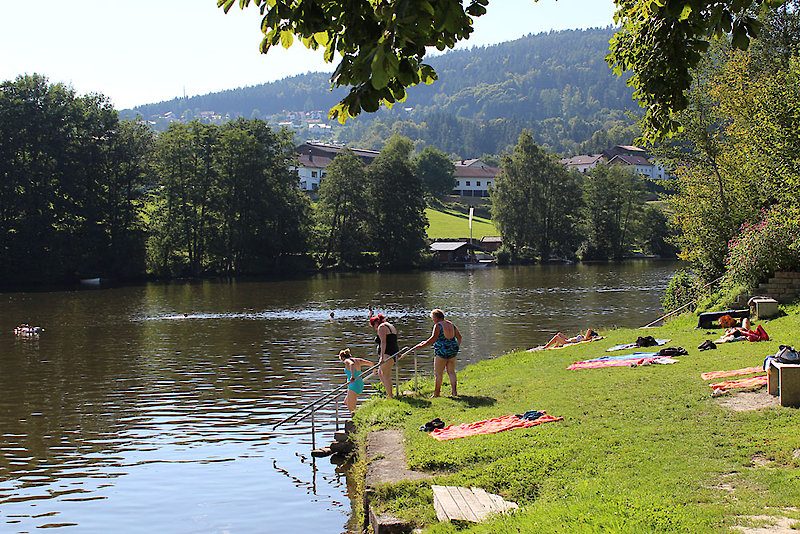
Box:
272;346;414;430
641;275;725;328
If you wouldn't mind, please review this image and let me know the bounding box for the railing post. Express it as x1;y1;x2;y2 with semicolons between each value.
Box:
395;356;400;398
335;395;339;431
311;408;316;450
414;351;418;392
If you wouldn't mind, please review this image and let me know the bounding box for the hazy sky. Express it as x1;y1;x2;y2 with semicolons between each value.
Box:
1;0;617;110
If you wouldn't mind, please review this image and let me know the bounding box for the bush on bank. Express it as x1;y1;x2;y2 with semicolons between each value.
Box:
352;312;800;532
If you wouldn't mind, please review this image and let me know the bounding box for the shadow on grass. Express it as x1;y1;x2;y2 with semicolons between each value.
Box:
453;395;496;407
396;396;433;409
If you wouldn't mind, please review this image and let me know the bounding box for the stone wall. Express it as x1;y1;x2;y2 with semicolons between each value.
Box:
736;272;800;305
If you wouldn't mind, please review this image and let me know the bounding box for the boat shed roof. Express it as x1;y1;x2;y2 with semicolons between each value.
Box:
430;241;484;252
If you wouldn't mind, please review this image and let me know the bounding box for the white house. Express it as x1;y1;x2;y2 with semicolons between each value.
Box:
558;154;605;173
294;142;379;192
452;159;499;198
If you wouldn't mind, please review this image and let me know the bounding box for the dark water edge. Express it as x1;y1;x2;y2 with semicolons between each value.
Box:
0;260;681;533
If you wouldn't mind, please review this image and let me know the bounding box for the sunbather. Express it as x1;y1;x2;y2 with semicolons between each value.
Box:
542;329;599;349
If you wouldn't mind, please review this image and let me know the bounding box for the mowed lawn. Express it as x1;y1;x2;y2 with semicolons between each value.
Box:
354;311;800;533
425;208;499;240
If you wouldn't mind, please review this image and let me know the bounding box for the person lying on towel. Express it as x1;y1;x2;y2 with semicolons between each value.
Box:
714;317;769;343
542;329;599;349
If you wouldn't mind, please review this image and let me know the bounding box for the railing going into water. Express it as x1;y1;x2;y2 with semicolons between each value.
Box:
273;346;421;450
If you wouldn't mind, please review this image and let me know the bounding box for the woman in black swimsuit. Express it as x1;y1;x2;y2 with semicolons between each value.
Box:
370;313;399;398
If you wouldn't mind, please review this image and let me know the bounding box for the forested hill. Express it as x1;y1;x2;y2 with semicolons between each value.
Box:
125;27;640;156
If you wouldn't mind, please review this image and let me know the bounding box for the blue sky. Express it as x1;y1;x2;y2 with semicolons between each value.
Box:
1;0;616;110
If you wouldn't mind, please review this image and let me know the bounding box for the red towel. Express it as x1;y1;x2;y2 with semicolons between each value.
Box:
567;357;661;370
709;375;767;391
701;367;765;380
430;414;563;441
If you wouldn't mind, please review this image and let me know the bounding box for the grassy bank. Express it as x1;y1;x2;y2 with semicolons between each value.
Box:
352;312;800;532
425;208;499;240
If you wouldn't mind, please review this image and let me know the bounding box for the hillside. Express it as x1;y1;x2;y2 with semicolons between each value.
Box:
124;27;639;156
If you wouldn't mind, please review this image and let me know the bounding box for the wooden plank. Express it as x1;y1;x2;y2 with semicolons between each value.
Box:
431;485;450;523
455;486;489;521
446;486;480;523
434;485;473;522
470;487;501;514
433;485;518;523
433;485;478;522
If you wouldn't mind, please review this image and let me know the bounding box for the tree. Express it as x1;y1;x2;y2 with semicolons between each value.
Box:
316;149;370;267
0;74;148;284
366;135;428;267
580;164;647;260
220;0;784;138
414;146;455;198
658;3;800;278
491;130;580;258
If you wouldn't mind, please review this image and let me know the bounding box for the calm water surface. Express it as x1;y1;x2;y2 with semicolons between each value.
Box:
0;261;679;533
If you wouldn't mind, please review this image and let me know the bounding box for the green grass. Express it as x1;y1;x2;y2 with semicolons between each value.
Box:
353;312;800;532
425;208;499;240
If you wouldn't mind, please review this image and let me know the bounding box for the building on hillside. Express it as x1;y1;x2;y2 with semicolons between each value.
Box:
452;159;499;197
602;145;649;160
559;154;605;173
480;236;503;252
293;142;380;192
559;145;671;180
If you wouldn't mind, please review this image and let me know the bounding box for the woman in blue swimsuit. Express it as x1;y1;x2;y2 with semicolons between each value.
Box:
338;348;374;414
413;309;463;398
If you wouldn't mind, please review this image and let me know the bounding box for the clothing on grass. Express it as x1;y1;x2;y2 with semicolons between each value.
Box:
433;322;459;359
700;367;765;381
709;375;767;391
430;413;563;441
344;368;364;394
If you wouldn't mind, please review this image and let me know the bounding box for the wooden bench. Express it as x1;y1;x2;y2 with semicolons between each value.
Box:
767;361;800;407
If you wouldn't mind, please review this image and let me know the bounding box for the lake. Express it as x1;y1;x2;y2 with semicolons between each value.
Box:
0;261;679;533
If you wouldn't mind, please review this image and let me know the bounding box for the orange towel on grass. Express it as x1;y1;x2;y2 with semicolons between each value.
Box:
708;375;767;391
430;414;563;441
700;367;765;380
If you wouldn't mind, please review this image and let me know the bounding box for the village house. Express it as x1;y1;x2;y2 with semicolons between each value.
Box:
560;145;671;180
452;159;499;198
293;142;380;192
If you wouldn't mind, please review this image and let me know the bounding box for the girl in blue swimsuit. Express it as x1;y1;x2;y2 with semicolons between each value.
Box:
412;309;463;398
338;349;374;414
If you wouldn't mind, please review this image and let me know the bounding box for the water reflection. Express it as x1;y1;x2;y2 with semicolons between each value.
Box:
0;261;678;532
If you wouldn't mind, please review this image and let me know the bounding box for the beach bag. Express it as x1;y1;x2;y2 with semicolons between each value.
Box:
774;345;800;364
657;346;688;357
636;335;657;347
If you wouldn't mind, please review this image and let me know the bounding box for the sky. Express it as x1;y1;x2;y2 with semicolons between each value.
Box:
0;0;617;110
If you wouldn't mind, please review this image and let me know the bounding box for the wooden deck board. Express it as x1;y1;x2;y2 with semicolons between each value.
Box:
432;485;518;523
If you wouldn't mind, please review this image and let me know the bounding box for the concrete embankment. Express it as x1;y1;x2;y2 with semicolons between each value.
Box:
363;429;432;534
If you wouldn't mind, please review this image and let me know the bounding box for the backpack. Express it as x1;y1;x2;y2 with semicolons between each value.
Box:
636;335;657;347
658;346;688;357
774;345;800;364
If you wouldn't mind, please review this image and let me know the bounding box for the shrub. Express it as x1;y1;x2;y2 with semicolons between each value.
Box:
496;246;512;265
661;269;704;313
724;208;800;291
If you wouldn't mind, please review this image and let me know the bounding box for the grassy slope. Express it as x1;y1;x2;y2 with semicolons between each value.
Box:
354;312;800;533
426;208;499;240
